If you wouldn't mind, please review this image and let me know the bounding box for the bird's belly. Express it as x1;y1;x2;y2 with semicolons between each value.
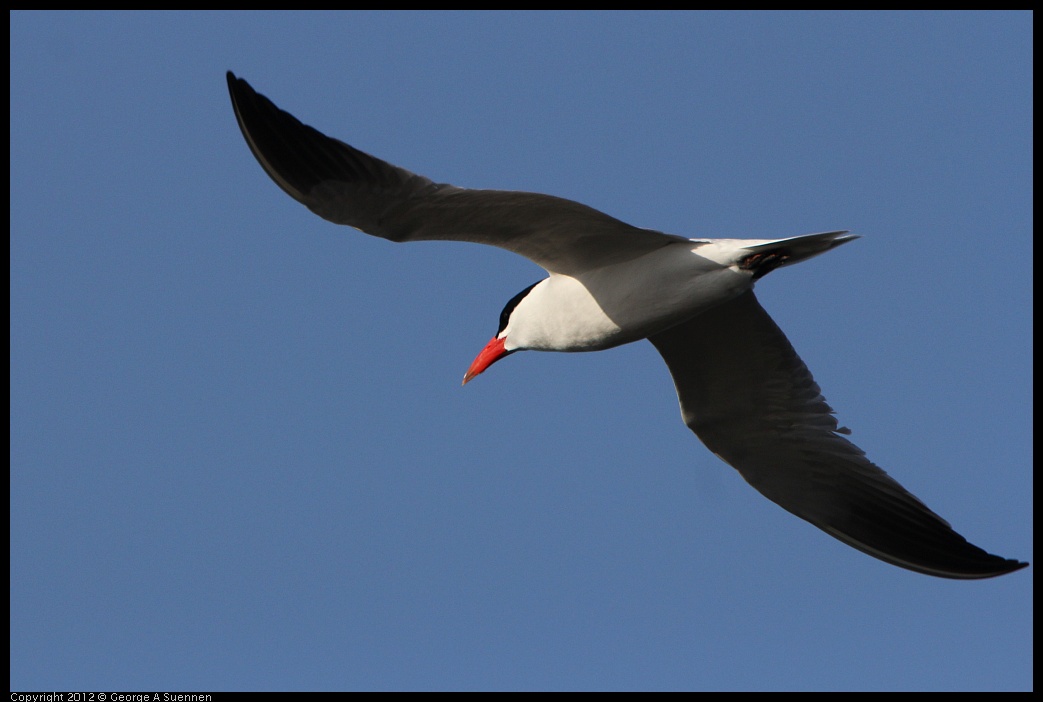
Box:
526;249;752;352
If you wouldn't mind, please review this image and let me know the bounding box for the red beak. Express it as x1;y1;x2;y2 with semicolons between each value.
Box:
462;336;509;385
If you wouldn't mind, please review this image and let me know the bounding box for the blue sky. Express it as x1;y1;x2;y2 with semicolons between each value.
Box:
10;11;1031;692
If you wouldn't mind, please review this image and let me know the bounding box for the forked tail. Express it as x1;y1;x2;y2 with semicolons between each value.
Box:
739;230;858;280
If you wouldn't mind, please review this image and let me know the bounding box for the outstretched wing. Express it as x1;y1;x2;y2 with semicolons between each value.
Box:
227;72;686;276
649;291;1027;579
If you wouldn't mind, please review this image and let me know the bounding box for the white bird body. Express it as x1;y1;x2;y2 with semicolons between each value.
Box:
503;235;850;353
504;241;743;352
226;72;1027;579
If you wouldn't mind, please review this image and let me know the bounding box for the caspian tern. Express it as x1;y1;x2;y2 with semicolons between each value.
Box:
226;71;1027;579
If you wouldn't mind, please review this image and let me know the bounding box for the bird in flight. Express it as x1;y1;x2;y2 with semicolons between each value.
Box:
226;71;1026;579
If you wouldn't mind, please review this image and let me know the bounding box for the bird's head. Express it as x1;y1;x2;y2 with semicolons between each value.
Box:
462;281;540;385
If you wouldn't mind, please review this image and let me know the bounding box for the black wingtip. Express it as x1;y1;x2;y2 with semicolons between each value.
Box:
225;71;324;205
1002;559;1031;575
970;557;1029;579
225;71;253;112
822;520;1031;580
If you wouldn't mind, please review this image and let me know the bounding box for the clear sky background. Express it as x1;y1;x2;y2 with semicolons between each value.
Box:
10;11;1032;692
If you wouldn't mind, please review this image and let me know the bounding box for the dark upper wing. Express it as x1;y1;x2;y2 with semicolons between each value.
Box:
226;72;686;276
648;290;1027;579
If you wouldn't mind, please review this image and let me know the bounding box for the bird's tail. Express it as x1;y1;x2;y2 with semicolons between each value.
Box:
739;230;858;280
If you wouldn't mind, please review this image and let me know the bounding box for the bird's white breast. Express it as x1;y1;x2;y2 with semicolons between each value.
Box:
505;240;753;352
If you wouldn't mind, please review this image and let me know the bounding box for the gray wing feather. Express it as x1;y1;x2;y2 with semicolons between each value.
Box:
649;291;1026;579
227;72;684;275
